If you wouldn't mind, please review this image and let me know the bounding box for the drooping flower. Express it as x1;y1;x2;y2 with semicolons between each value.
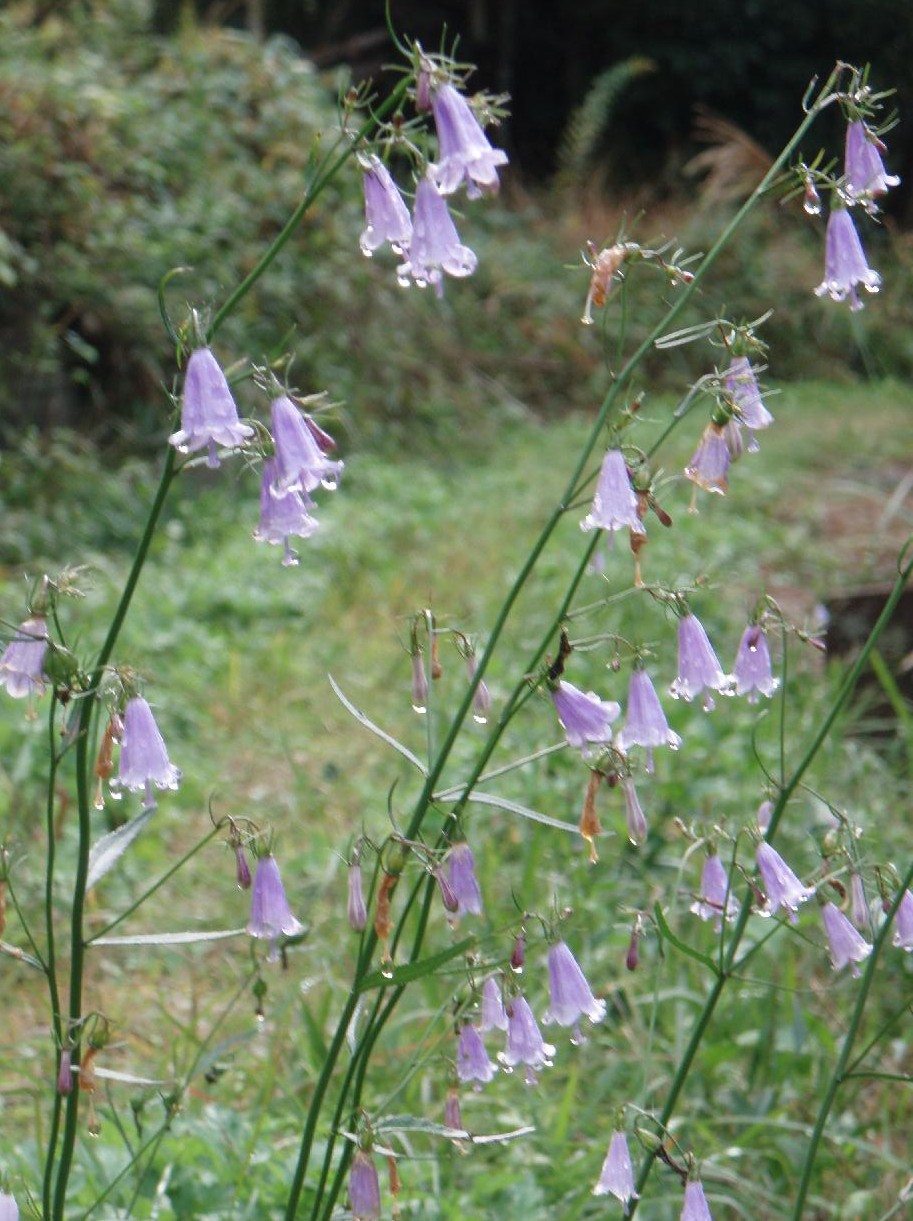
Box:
725;356;774;448
168;348;253;468
670;613;732;711
891;889;913;951
849;871;870;930
580;449;645;538
480;977;508;1032
691;853;740;927
551;679;620;754
429;83;508;198
360;155;413;256
732;624;779;702
593;1130;638;1213
349;1149;382;1221
0;616;48;699
616;667;682;770
246;854;305;958
456;1023;497;1085
348;861;367;931
397;177;478;294
621;777;647;845
0;1194;18;1221
114;697;181;810
815;207;881;311
446;842;483;918
681;1178;714;1221
820;901;872;976
269;396;343;498
685;422;730;495
465;652;492;723
543;940;606;1043
756;841;814;923
499;995;556;1085
844;120;900;211
756;798;774;833
253;457;319;567
410;650;428;713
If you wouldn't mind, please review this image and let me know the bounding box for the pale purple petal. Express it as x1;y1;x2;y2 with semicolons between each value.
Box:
349;1150;382;1221
593;1130;638;1211
551;679;620;754
821;901;872;975
733;625;779;703
115;697;181;809
725;356;774;436
543;940;606;1037
892;889;913;951
670;613;731;709
498;996;556;1083
580;449;645;536
844;121;899;209
685;423;730;494
616;668;682;757
168;348;253;467
0;616;48;699
815;208;881;309
360;156;413;255
480;977;508;1032
681;1179;714;1221
270;396;343;498
756;842;814;923
447;842;483;917
347;862;367;931
246;855;305;946
397;177;477;292
429;83;508;198
690;853;740;925
456;1023;497;1084
254;456;319;566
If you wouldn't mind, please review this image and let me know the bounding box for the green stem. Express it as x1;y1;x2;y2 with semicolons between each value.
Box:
42;694;64;1221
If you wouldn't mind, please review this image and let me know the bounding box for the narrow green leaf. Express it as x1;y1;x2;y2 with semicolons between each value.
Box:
359;936;476;991
90;928;246;947
653;903;719;974
87;809;154;891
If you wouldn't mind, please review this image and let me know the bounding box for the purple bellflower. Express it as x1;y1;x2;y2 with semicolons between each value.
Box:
622;777;648;845
725;356;774;449
499;995;556;1085
616;667;682;771
844;121;899;212
270;396;343;498
551;679;620;755
430;83;508;198
246;854;305;960
480;976;508;1032
253;456;319;567
169;348;253;468
543;940;606;1043
892;889;913;951
360;155;413;256
670;613;732;711
410;650;429;713
815;207;881;311
756;841;814;923
0;1195;18;1221
820;901;872;976
348;861;367;932
593;1130;638;1213
756;798;773;833
685;423;730;495
115;697;181;810
691;853;740;927
0;616;48;699
849;872;871;931
456;1023;497;1085
465;651;492;723
681;1179;714;1221
580;449;645;538
733;624;779;702
348;1150;382;1221
446;842;483;918
397;177;478;294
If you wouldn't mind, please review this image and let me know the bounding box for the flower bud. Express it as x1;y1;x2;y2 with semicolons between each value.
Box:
235;845;252;890
625;924;639;972
510;930;526;973
348;861;367;931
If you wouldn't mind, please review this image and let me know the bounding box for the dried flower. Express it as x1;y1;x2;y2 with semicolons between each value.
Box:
434;868;460;913
114;697;181;811
430;83;508;198
579;770;602;863
0;616;48;699
621;777;648;845
732;625;779;702
820;901;872;976
446;842;483;918
246;854;305;959
670;613;731;711
499;996;556;1084
510;930;526;972
270;396;343;498
593;1130;639;1212
348;861;367;931
815;207;881;311
168;348;253;468
360;155;413;256
480;977;508;1032
349;1149;382;1221
891;889;913;951
397;177;478;294
456;1023;497;1085
681;1178;714;1221
253;456;319;567
691;853;740;927
580;449;645;538
582;243;629;325
844;121;899;211
756;841;814;923
685;423;730;495
725;356;774;447
616;668;682;770
550;679;620;754
543;940;606;1043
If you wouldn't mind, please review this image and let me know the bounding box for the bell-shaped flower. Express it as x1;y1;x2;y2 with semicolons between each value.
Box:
499;995;556;1085
397;177;478;294
270;396;343;498
551;679;620;755
815;207;881;311
348;861;367;931
891;888;913;951
593;1130;638;1213
465;652;492;723
681;1178;714;1221
360;155;413;256
691;853;740;927
169;348;253;468
844;121;899;212
114;697;181;810
756;841;814;923
670;613;732;711
430;83;508;198
756;798;774;833
725;356;774;448
456;1023;497;1085
849;871;870;931
621;777;648;845
616;667;681;771
0;616;48;699
820;901;872;976
446;842;483;918
253;456;319;567
348;1150;382;1221
543;940;606;1043
246;854;305;960
685;422;730;495
410;650;428;713
0;1194;19;1221
480;976;508;1032
580;448;645;538
732;624;779;702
